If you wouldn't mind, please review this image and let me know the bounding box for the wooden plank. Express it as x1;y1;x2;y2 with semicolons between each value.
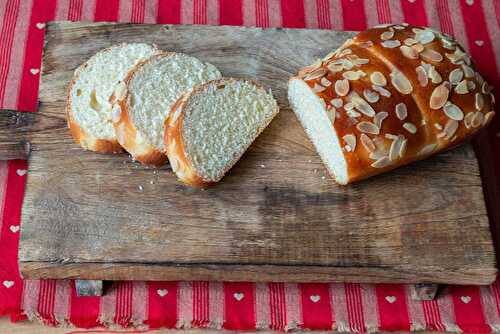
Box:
0;110;34;160
18;22;497;284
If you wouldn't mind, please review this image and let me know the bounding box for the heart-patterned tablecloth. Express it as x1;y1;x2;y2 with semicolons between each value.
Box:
1;0;500;332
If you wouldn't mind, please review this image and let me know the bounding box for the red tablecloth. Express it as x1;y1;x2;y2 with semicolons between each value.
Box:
1;0;500;332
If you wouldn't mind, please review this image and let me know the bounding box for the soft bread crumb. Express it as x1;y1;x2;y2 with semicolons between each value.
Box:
70;43;157;140
127;53;221;151
182;79;278;182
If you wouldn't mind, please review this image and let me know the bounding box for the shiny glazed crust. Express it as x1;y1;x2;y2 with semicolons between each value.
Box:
164;78;280;188
291;24;495;184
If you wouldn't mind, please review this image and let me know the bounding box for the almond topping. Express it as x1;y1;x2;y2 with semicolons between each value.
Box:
327;106;336;123
389;136;403;161
418;143;437;156
412;43;424;53
415;29;435;44
462;64;474;78
381;40;401;48
420;49;443;63
400;45;419;59
428;66;442;84
363;89;380;103
304;67;327;81
464;112;474;128
351;93;376;117
430;82;449;109
416;66;428;87
390;70;413;95
344;102;354;110
455;80;469;94
404;38;417;46
380;30;394;40
370;71;387;86
395;103;407;120
449;68;463;85
482;82;491;94
399;138;408;158
343;70;364;80
403;122;417;134
371;156;390;168
327;63;344;73
334;79;350;96
443;102;464;121
360;133;376;152
321;77;332;87
434;123;443;130
343;134;357;152
467;80;476;91
483;111;495;125
357;121;380;134
475;93;484;110
331;98;343;108
442;119;459;139
372;84;391;97
312;83;326;93
471;111;484;128
374;111;388;129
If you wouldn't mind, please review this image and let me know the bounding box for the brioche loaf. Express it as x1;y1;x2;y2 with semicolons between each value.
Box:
289;24;495;185
165;78;279;188
67;43;157;153
112;52;222;167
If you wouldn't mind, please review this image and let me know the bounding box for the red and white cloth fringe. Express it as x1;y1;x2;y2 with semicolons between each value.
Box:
1;0;500;332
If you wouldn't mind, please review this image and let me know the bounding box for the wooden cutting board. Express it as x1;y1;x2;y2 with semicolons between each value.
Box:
1;22;496;284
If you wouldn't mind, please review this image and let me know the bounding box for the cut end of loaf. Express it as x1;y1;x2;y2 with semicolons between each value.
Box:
288;78;348;185
166;79;279;186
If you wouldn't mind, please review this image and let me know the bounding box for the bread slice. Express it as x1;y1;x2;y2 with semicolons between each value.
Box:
164;78;279;188
67;43;157;153
112;52;222;166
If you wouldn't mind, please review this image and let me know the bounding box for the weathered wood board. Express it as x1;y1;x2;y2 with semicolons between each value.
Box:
4;22;497;284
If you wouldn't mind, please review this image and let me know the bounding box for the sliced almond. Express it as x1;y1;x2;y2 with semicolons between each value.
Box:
418;143;437;156
321;77;332;87
481;82;491;94
395;103;408;120
356;121;380;134
351;93;376;117
442;119;459;139
373;111;388;129
403;122;417;134
462;64;474;78
331;98;343;108
327;106;336;123
371;156;390;168
464;112;474;128
381;40;401;48
363;89;380;103
467;80;476;91
415;29;435;44
404;38;417;46
354;58;370;65
344;102;354;110
380;30;394;40
360;133;376;152
372;84;391;97
454;80;469;94
471;111;484;128
399;138;408;158
390;70;413;95
428;66;442;84
449;68;463;85
434;123;443;130
370;71;387;86
483;111;495;125
475;93;484;110
389;136;403;161
400;45;419;59
416;66;428;87
412;43;424;53
346;109;361;118
420;49;443;63
343;134;357;152
443;102;464;121
429;83;449;109
304;67;327;81
312;83;326;93
327;63;344;73
343;70;363;80
334;79;350;96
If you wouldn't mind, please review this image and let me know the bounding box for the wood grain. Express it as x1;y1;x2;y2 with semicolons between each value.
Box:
16;22;497;284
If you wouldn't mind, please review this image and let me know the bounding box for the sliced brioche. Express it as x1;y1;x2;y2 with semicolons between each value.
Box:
112;52;222;166
289;24;495;185
165;78;279;188
67;43;157;153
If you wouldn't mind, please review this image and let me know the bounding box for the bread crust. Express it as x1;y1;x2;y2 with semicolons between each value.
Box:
66;74;123;154
290;24;495;184
165;78;279;188
112;52;174;167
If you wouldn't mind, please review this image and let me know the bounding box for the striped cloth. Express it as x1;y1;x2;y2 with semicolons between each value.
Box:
1;0;500;331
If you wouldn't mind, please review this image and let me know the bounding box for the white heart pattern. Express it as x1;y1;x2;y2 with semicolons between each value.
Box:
16;169;27;176
233;292;244;301
408;0;416;3
385;296;396;303
9;225;20;233
466;0;474;5
30;68;40;75
461;296;471;304
3;281;14;288
36;22;46;29
310;295;321;303
475;40;484;47
157;289;168;297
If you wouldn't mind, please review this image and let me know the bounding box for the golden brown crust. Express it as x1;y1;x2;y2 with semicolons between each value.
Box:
112;52;175;167
292;24;495;184
165;78;280;188
66;75;123;154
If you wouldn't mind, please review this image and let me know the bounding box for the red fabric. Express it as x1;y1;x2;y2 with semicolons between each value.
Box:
1;0;500;331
